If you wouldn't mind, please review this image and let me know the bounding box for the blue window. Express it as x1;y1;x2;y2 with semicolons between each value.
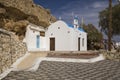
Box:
36;35;40;48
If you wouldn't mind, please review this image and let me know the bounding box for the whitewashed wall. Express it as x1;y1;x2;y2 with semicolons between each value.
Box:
24;21;87;51
24;25;46;51
26;25;39;51
40;37;46;51
46;21;73;51
46;20;87;51
79;32;87;51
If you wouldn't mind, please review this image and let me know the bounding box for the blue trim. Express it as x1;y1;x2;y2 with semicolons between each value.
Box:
67;24;74;28
36;35;40;48
78;27;85;32
66;22;85;32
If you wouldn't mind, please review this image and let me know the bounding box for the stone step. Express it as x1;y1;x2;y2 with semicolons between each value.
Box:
47;51;99;59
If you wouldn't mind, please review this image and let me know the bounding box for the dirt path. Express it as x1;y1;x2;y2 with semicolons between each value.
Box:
14;51;99;70
15;52;47;70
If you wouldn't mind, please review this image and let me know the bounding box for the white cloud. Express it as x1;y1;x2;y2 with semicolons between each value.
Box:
92;1;107;8
54;0;117;27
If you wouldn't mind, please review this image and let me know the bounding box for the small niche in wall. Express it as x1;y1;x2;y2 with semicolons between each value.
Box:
45;28;48;30
68;31;70;33
40;31;45;37
32;4;34;7
51;33;53;36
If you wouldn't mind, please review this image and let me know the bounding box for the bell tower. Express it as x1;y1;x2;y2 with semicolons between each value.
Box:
73;16;79;29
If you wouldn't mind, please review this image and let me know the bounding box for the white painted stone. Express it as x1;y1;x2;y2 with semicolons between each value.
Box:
27;54;105;71
0;68;13;80
11;52;30;70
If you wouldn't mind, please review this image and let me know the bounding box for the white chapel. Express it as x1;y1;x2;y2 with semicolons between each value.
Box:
23;16;87;51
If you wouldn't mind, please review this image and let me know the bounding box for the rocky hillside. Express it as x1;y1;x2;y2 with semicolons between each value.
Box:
0;0;56;23
0;0;56;40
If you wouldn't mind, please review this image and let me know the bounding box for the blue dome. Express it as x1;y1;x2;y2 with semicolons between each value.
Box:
62;21;85;32
74;16;79;20
67;24;74;28
78;27;85;32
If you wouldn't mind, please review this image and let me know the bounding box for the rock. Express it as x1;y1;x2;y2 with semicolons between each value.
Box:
100;50;120;61
0;8;6;13
0;1;56;40
0;0;56;24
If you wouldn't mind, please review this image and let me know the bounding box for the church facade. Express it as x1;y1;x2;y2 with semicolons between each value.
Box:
23;16;87;51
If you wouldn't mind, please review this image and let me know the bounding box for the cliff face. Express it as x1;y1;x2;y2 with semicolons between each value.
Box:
0;0;56;24
0;0;56;40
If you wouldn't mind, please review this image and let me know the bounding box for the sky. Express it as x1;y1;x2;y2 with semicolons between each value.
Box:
33;0;120;41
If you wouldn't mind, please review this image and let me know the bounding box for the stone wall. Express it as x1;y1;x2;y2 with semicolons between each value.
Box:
100;50;120;61
0;29;27;74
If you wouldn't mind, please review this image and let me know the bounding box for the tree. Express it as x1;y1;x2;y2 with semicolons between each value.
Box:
108;0;112;51
99;4;120;37
99;3;120;51
83;24;103;50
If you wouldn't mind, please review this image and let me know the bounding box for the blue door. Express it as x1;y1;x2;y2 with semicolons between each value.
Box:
36;35;40;48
